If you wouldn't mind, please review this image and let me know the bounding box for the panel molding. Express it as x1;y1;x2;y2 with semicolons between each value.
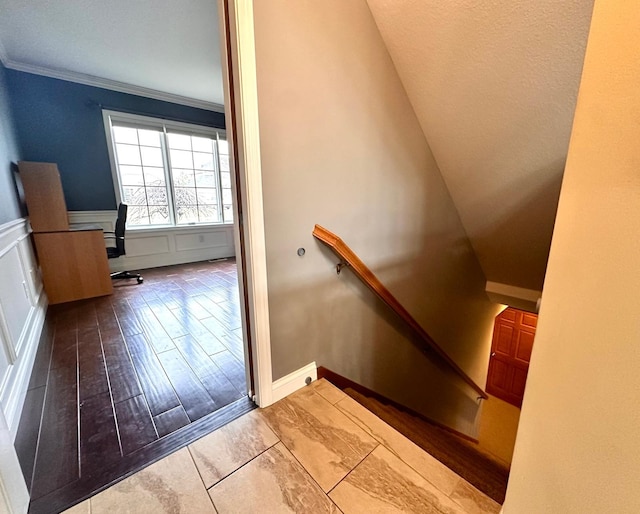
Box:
0;219;34;366
0;219;46;511
0;250;22;363
271;362;317;403
175;231;229;252
0;218;47;440
125;234;171;257
16;236;43;306
0;219;28;255
67;211;236;272
0;304;14;366
0;292;46;440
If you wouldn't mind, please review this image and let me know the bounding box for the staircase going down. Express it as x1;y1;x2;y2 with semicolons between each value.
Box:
344;387;510;504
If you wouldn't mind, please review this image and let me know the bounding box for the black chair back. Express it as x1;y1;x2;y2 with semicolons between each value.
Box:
114;203;128;256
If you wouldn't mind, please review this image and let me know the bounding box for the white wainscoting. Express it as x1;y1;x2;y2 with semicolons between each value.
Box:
0;218;47;440
68;211;236;272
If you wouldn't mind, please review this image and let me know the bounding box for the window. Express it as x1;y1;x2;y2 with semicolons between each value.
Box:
103;110;233;228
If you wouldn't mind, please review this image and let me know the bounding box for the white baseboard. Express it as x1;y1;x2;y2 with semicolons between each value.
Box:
1;291;47;441
271;362;317;404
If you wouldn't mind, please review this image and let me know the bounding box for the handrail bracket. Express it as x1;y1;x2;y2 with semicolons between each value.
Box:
336;261;350;275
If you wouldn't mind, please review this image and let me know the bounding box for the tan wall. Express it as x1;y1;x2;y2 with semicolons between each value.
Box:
252;0;502;434
504;1;640;511
366;0;593;292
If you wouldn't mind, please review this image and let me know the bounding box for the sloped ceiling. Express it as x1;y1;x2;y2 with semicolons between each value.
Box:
366;0;594;290
0;0;223;107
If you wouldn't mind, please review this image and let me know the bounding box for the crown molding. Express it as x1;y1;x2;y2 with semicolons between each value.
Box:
3;59;225;113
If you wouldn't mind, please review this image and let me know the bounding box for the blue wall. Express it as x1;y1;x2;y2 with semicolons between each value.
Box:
6;70;225;211
0;64;24;224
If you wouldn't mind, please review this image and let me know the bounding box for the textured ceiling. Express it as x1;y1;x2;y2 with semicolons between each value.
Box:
366;0;594;290
0;0;223;106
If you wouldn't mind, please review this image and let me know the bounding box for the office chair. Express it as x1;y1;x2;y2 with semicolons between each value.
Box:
105;203;143;284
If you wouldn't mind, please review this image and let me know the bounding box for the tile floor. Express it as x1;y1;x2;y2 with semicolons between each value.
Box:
63;380;501;514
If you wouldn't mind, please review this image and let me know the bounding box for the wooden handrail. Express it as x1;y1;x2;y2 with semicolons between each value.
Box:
313;224;488;399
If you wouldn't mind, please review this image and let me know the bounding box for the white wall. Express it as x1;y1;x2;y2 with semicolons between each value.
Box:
252;0;502;435
504;1;640;512
68;211;235;272
365;0;594;291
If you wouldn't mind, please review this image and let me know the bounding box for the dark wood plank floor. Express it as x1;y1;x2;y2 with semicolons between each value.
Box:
14;258;252;514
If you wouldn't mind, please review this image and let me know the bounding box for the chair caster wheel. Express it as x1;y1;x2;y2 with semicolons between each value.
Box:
137;277;144;284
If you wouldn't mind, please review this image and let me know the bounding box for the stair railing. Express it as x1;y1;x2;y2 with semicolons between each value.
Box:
313;224;488;399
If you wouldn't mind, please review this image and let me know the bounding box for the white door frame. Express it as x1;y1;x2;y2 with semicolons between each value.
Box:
219;0;274;407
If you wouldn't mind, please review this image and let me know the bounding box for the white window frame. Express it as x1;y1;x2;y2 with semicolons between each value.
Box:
102;109;231;230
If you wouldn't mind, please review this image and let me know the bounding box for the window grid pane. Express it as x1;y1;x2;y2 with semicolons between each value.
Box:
198;205;219;223
113;126;169;227
170;133;222;225
113;126;138;145
143;167;165;187
110;117;232;227
127;205;150;226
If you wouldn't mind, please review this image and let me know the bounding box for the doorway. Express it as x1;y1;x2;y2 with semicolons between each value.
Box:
475;307;537;467
2;2;276;512
486;307;538;408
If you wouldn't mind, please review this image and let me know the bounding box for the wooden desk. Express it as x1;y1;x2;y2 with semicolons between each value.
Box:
19;161;114;305
33;228;113;305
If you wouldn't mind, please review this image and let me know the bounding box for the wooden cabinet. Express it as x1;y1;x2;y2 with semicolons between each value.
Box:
18;161;113;304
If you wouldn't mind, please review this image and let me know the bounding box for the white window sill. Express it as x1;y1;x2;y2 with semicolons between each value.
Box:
127;223;234;234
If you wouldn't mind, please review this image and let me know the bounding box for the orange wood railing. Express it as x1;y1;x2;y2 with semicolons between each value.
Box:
312;224;488;399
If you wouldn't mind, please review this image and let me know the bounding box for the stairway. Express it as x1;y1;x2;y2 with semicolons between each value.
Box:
344;387;510;504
